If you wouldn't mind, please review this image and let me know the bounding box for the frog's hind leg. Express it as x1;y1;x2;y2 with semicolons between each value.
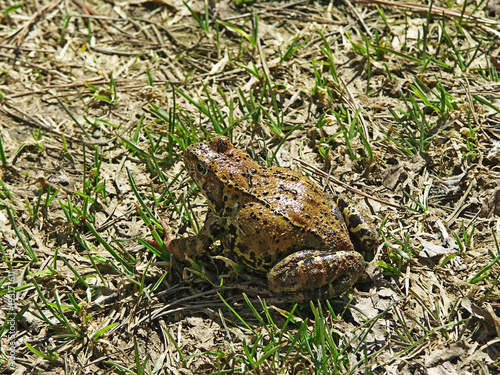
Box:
335;197;379;260
267;250;365;301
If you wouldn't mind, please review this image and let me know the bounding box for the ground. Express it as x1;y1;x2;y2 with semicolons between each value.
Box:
0;0;499;374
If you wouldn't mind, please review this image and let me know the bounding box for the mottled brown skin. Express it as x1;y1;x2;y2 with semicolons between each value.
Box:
166;136;378;302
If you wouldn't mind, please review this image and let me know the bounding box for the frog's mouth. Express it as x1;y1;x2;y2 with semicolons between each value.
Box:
183;148;197;176
201;172;225;211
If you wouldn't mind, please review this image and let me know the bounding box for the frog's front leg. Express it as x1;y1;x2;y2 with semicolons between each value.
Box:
267;250;365;300
167;212;224;262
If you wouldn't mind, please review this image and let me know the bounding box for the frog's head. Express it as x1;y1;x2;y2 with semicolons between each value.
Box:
184;136;254;212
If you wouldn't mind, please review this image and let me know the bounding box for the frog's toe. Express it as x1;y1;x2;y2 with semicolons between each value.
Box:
145;217;174;253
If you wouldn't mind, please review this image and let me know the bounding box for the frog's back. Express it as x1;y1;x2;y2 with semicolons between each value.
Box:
246;167;356;253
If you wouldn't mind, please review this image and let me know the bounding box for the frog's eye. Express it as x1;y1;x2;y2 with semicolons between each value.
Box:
196;162;208;175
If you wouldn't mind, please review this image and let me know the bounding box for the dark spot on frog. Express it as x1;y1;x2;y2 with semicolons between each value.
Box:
209;221;221;234
263;253;273;265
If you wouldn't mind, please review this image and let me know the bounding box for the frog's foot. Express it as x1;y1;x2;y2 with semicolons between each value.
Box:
335;196;379;260
144;219;194;261
268;250;365;301
146;214;221;262
234;281;275;298
145;218;174;252
235;283;309;304
236;281;352;304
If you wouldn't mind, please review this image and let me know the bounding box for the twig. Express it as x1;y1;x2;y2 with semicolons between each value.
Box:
353;0;500;26
71;0;116;35
1;0;63;47
345;0;373;38
295;157;403;209
0;101;109;146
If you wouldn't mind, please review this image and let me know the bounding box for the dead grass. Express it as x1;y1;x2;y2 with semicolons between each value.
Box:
0;0;499;374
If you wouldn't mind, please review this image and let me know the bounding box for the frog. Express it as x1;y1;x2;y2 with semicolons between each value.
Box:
162;136;379;302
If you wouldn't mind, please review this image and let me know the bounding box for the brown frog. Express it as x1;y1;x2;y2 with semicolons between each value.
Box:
164;136;378;302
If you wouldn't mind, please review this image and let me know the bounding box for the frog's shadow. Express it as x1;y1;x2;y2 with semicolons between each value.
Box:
152;253;376;327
